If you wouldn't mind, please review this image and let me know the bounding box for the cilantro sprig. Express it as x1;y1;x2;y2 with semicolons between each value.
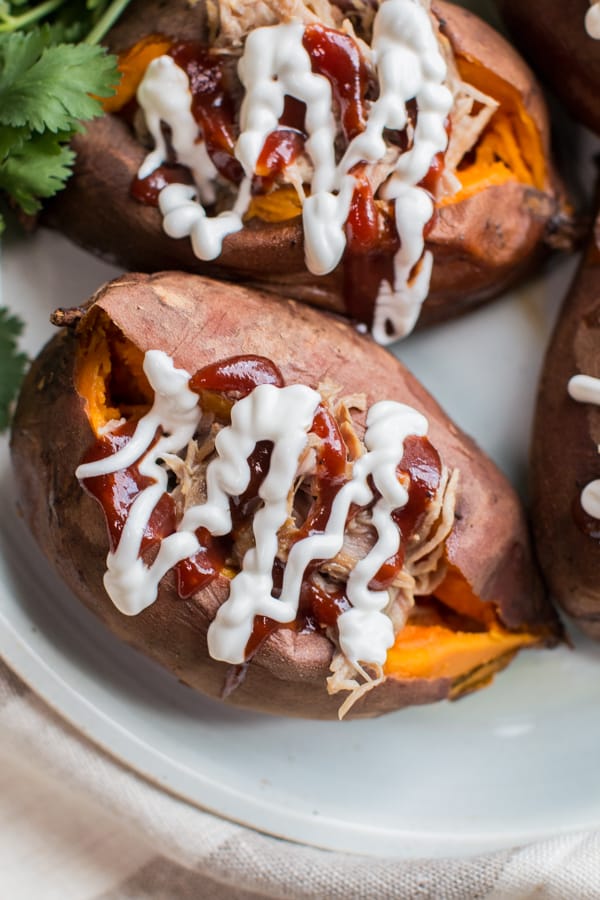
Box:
0;0;132;232
0;306;27;431
0;1;132;431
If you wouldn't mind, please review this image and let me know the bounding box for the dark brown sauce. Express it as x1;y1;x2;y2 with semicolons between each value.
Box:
253;96;308;193
244;422;442;656
243;561;352;658
81;422;175;553
169;41;243;185
81;424;224;593
176;528;225;598
253;130;306;194
300;574;351;630
244;558;287;658
230;440;273;533
302;24;369;141
131;165;193;206
343;170;400;327
295;404;348;539
244;614;283;659
370;435;442;590
419;150;445;196
189;355;284;395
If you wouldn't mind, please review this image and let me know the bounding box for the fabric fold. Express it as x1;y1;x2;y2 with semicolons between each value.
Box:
3;659;600;899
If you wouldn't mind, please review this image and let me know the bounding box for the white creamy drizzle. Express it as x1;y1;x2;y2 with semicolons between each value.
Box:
568;373;600;519
135;0;452;342
77;350;434;668
159;178;252;262
586;1;600;39
345;0;452;342
76;351;203;615
137;56;219;204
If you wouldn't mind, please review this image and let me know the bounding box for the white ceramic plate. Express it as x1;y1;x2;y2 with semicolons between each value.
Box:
2;53;600;857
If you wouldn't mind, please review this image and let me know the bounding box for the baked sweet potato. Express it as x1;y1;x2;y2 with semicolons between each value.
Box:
11;271;560;718
46;0;573;343
531;211;600;637
496;0;600;136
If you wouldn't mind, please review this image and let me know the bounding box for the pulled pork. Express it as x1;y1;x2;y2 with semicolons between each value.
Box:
207;0;498;209
214;0;344;47
164;385;458;718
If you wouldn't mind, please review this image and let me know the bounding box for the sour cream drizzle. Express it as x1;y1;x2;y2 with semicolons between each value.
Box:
586;1;600;39
568;373;600;519
136;0;452;342
76;352;203;615
77;350;432;667
137;56;218;204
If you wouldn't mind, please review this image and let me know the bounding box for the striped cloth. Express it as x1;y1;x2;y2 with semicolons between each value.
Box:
2;659;600;899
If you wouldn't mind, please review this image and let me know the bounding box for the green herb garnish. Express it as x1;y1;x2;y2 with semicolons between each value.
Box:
0;305;27;431
0;0;132;232
0;1;132;431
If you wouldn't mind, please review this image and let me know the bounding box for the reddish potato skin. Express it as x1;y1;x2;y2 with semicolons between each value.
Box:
45;0;571;332
11;272;558;718
497;0;600;136
531;216;600;638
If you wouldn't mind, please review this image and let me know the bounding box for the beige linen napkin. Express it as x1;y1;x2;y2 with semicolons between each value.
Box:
2;659;599;899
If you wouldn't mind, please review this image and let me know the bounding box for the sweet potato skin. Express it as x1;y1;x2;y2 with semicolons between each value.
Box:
531;216;600;637
45;0;570;332
497;0;600;136
11;272;557;718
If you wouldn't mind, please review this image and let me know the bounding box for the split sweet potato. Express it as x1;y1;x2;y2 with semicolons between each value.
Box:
45;0;573;337
531;211;600;636
11;272;560;718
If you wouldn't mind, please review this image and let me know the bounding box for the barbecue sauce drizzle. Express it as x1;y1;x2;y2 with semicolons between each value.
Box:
128;25;446;329
81;355;442;658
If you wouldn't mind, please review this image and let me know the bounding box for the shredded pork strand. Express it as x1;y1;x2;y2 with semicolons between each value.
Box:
164;416;217;515
435;20;499;189
335;398;365;461
328;654;386;720
216;0;343;47
326;464;459;719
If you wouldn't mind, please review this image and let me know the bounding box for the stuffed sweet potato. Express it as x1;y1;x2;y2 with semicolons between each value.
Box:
496;0;600;136
11;271;560;718
46;0;572;343
531;211;600;637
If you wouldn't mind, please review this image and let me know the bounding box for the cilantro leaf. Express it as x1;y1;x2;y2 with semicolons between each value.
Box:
0;129;74;213
0;34;118;132
0;122;29;158
0;2;130;227
0;306;27;432
0;26;48;86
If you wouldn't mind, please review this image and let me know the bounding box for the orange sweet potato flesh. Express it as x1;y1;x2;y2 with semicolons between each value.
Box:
102;35;173;113
44;0;573;332
11;272;561;718
531;212;600;637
